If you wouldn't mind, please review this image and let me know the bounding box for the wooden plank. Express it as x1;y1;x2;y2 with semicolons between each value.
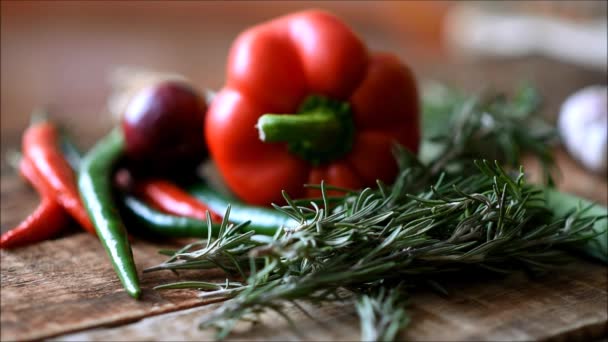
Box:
0;234;227;341
404;263;608;341
53;261;607;341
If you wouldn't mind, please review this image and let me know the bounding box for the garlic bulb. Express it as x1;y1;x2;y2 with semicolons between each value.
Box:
558;85;607;174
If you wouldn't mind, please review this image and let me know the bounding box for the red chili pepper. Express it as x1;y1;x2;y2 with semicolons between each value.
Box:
133;179;223;222
1;158;69;249
206;10;420;205
22;121;96;235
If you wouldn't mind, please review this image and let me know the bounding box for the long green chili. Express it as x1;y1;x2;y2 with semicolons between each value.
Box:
188;182;297;235
78;129;141;299
122;195;220;238
62;134;223;241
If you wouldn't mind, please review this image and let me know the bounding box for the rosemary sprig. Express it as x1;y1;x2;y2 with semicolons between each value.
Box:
146;85;606;341
356;285;410;342
421;83;556;184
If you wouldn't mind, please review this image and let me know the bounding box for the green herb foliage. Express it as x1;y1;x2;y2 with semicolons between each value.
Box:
421;82;556;184
146;85;606;341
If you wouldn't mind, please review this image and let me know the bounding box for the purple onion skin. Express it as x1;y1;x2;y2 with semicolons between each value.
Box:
122;81;208;175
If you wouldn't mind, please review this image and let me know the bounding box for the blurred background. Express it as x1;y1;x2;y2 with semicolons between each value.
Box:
1;1;606;197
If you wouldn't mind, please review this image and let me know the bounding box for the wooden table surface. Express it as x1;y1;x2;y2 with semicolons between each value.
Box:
1;2;607;341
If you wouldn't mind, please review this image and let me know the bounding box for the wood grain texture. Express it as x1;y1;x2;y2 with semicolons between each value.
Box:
0;234;227;341
53;261;607;342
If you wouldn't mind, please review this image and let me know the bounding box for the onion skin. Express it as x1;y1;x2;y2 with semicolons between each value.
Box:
122;81;208;175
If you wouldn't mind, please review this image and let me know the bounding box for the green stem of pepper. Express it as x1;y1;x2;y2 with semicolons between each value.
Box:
78;129;141;299
257;111;341;143
256;95;355;165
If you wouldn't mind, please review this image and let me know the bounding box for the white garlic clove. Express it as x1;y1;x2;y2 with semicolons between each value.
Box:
558;85;607;174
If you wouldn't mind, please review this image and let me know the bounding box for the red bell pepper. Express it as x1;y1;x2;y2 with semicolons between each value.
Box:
206;10;420;205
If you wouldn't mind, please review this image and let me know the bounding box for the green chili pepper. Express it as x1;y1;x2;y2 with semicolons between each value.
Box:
122;195;221;238
63;135;222;240
187;182;297;235
78;129;141;299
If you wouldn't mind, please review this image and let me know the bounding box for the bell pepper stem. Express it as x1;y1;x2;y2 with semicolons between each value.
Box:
257;112;341;144
255;95;355;165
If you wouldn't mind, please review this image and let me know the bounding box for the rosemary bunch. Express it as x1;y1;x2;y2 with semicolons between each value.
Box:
147;160;603;339
146;85;606;341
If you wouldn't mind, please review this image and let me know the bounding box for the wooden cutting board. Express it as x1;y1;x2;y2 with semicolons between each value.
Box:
1;148;607;341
